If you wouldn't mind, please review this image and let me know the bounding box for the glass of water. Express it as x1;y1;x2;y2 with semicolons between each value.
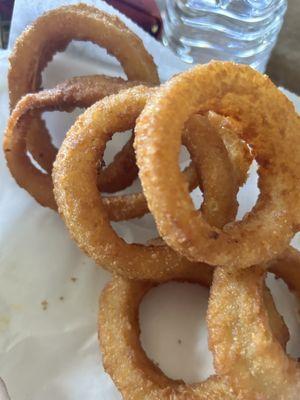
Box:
161;0;287;72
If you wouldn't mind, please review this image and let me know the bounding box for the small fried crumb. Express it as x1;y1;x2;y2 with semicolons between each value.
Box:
151;359;160;367
41;300;48;310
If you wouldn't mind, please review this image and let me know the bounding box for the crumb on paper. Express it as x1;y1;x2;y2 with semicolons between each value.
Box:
41;300;48;310
59;296;64;301
0;316;10;332
178;339;182;344
71;277;77;282
10;304;22;311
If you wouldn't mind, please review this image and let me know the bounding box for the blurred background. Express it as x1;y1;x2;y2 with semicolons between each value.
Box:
0;0;298;94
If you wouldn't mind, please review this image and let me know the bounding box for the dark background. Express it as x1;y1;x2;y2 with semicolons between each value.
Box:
266;0;299;95
0;0;299;94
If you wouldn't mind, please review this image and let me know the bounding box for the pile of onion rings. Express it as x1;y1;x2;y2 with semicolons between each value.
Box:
53;85;247;280
4;4;300;400
4;75;146;213
99;259;290;400
8;3;159;191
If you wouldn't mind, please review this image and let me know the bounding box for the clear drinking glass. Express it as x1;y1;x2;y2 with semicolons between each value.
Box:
161;0;287;72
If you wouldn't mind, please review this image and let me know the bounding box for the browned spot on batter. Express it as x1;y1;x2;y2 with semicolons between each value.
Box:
209;231;219;240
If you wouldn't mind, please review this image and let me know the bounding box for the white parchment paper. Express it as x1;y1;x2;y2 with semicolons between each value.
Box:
1;1;300;399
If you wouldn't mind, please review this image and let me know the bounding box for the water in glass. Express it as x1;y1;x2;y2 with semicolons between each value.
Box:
161;0;287;72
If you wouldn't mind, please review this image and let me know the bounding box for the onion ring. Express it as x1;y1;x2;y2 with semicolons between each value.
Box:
8;3;159;189
4;78;200;221
106;111;243;226
5;76;249;224
52;86;241;280
184;113;241;228
4;75;145;216
134;61;300;270
97;133;138;194
207;111;253;187
5;76;246;225
208;246;300;400
98;270;288;399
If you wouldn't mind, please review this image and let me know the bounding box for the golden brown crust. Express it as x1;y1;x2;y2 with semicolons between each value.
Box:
52;85;245;280
97;133;138;193
135;61;300;270
184;114;238;228
99;276;236;399
99;270;288;399
8;3;159;181
208;247;300;400
207;111;253;187
8;3;159;107
4;75;142;215
52;85;208;281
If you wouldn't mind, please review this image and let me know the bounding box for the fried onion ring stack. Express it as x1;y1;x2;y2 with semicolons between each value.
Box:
4;4;300;400
8;3;159;191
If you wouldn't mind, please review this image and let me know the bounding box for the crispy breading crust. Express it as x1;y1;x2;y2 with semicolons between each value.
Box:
8;3;159;186
208;248;300;399
135;61;300;269
52;86;245;280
